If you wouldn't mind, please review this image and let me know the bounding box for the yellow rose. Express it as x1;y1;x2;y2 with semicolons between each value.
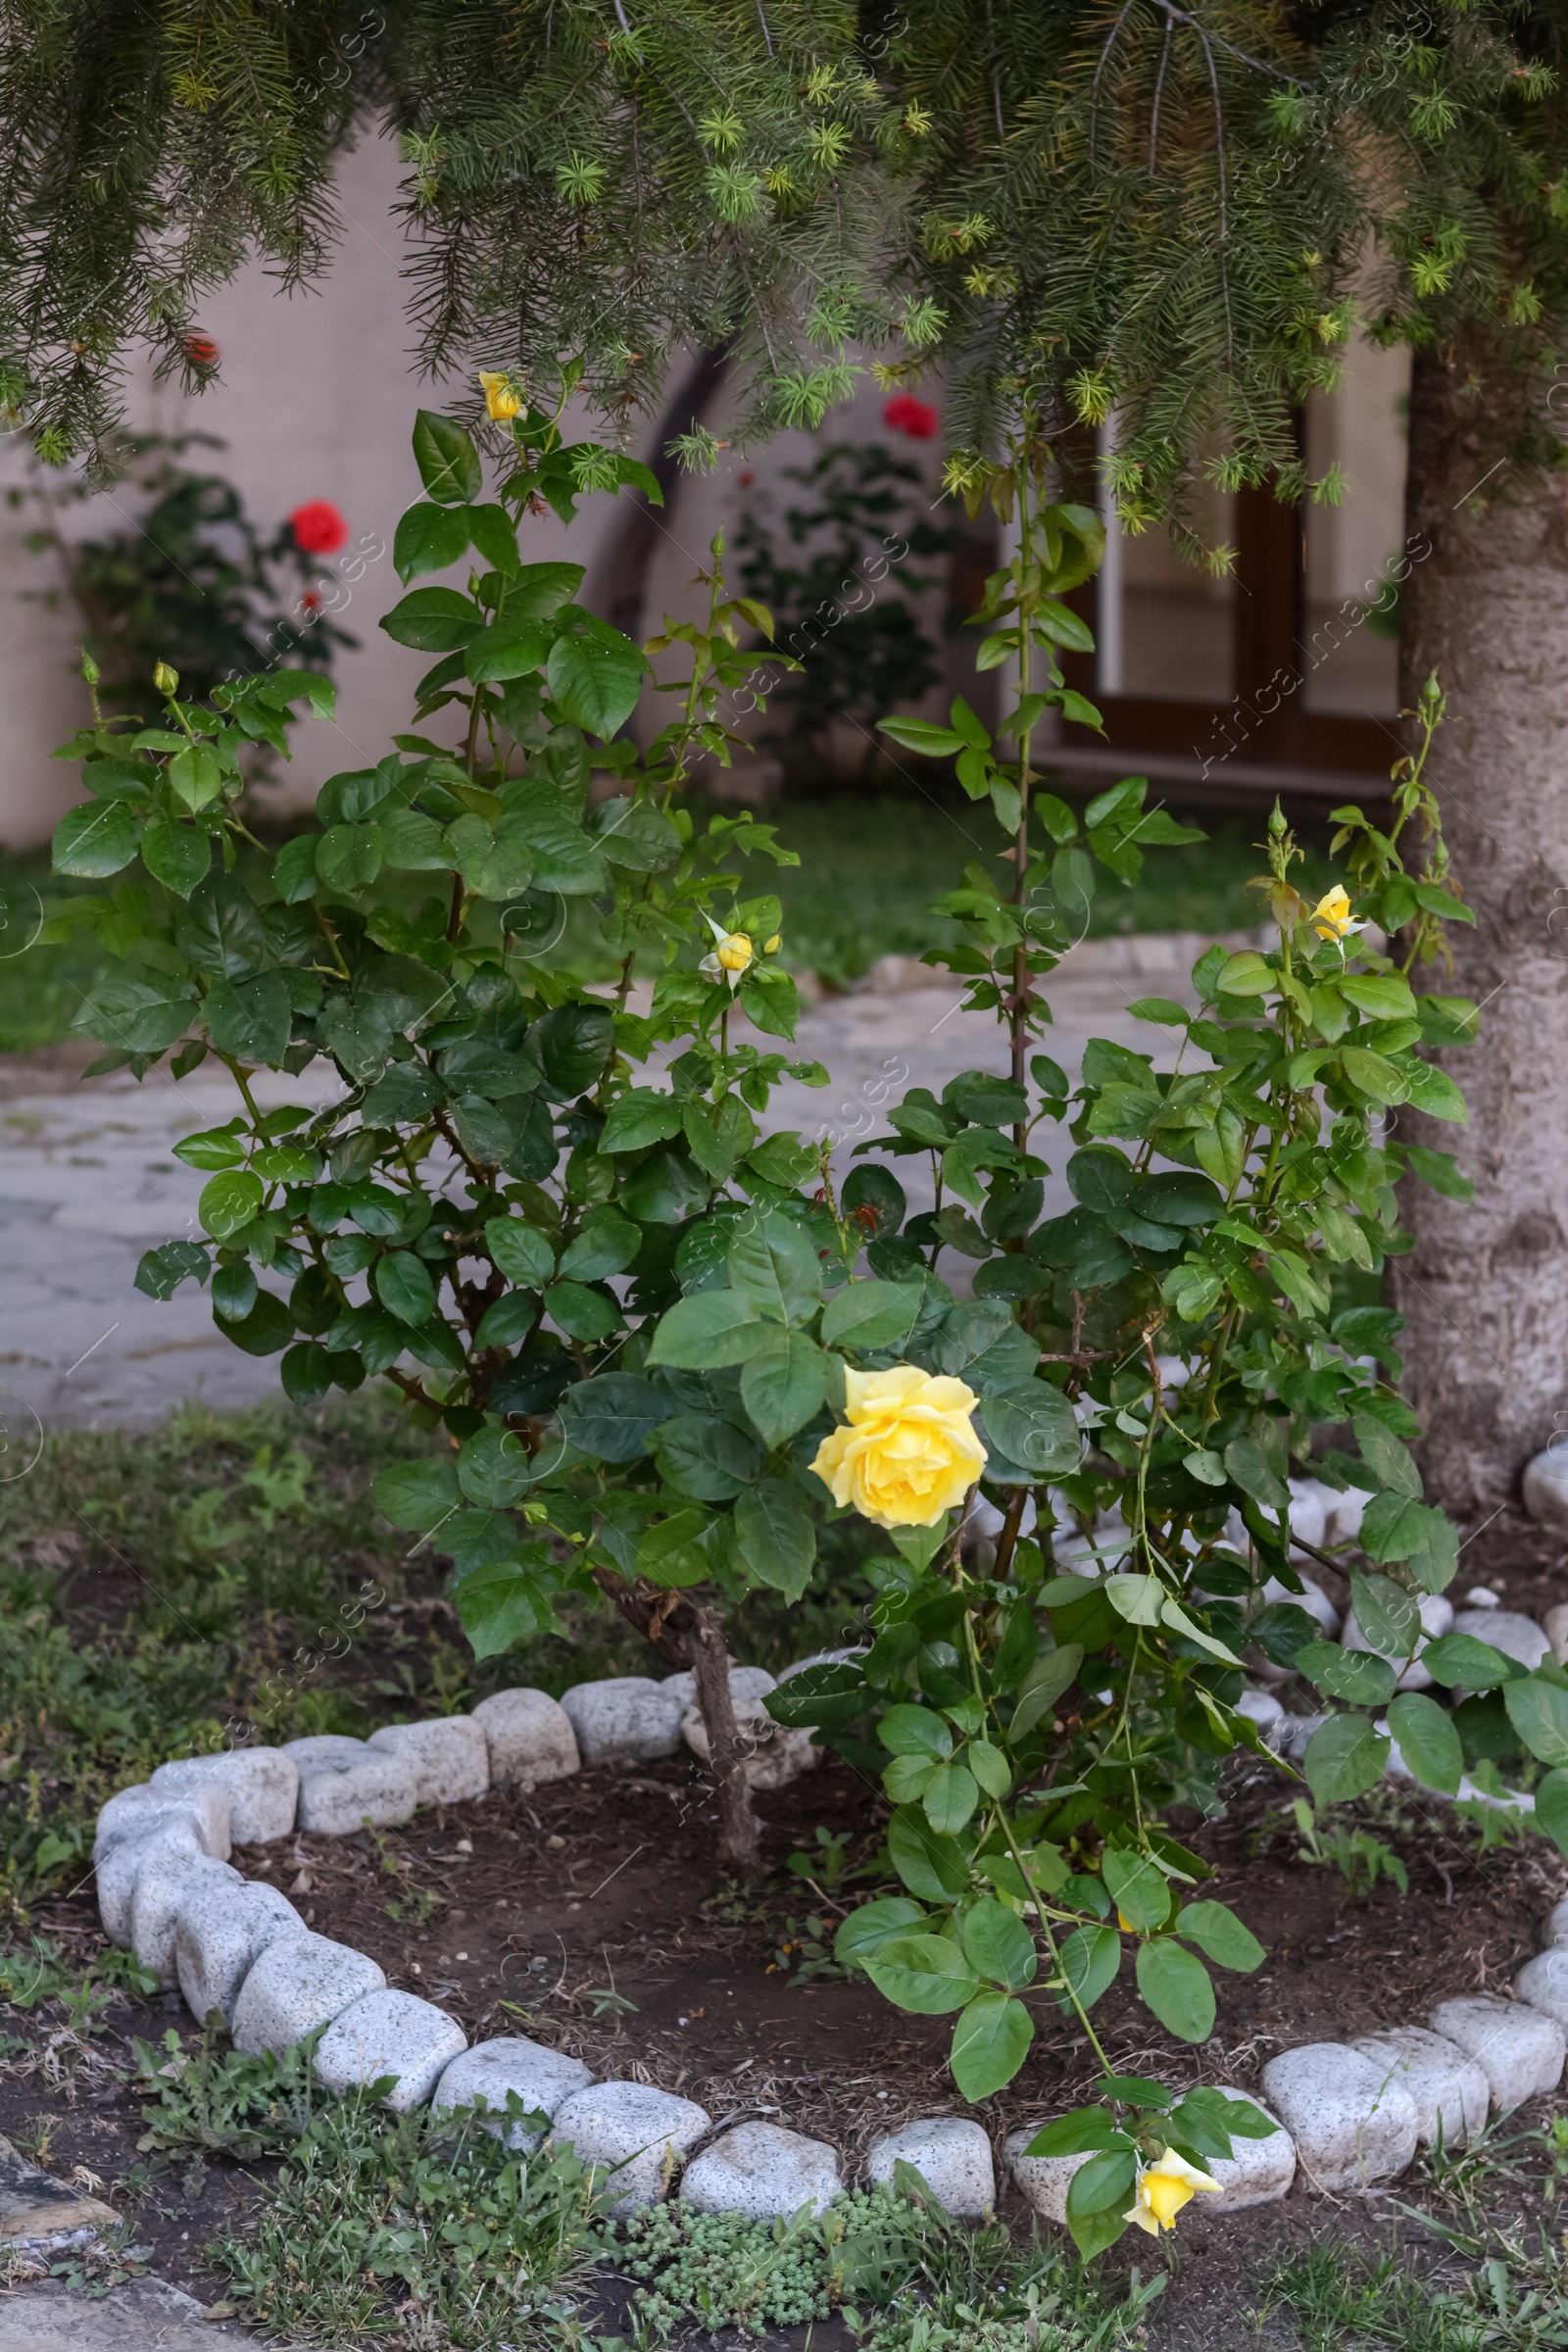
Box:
1308;884;1355;941
716;931;754;973
478;369;522;421
810;1364;985;1530
1122;2148;1221;2236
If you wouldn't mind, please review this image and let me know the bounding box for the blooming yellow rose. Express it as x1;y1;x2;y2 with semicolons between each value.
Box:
716;931;754;972
1308;884;1356;942
810;1365;985;1529
1122;2148;1221;2235
478;369;522;421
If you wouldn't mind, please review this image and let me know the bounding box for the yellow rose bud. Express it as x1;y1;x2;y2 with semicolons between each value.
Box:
763;931;781;954
810;1364;985;1530
1122;2149;1221;2236
478;369;523;421
154;660;178;697
1308;884;1354;941
716;931;754;974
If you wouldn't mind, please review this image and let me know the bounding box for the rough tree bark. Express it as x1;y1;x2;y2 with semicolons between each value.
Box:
1392;338;1568;1512
589;1567;763;1875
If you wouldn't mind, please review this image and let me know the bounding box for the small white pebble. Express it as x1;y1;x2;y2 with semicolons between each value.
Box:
1464;1586;1501;1608
456;1950;468;1961
877;2090;889;2100
678;2015;688;2026
455;1838;472;1853
411;1962;421;1975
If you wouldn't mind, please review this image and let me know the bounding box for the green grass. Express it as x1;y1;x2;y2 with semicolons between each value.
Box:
0;799;1325;1049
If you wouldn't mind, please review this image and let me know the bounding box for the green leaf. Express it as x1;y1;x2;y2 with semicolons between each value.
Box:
922;1762;979;1836
318;820;385;893
1064;2150;1137;2258
1173;1900;1265;1973
653;1414;760;1502
273;834;319;903
394;498;472;581
374;1250;438;1326
453;1563;557;1657
1302;1715;1391;1803
545;1278;622;1342
1102;1849;1171;1933
140;816;210;898
502;562;587;621
1341;971;1416;1019
135;1240;209;1299
1057;1922;1119;2012
960;1896;1038;1990
1008;1644;1085;1739
1358;1493;1457;1589
559;1208;641;1282
485;1217;556;1288
834;1897;928;1970
600;1088;686;1153
1535;1769;1568;1860
1215;950;1273;997
740;1327;831;1446
1025;2110;1124;2160
887;1807;970;1901
413;410;482;504
457;1426;533;1509
198;1169;263;1240
648;1290;767;1369
1294;1641;1397;1705
1419;1632;1528;1690
1348;1570;1421;1658
1136;1937;1215;2042
220;1291;293;1356
1387;1691;1463;1795
53;799;137;877
205;971;291;1066
168;744;221;811
546;622;649;738
1103;1574;1164;1628
820;1279;923;1351
172;1125;244;1171
466;620;550;684
950;1990;1034;2099
372;1458;461;1532
877;716;966;756
1352;1412;1422;1499
865;1936;980;2014
380;586;483;652
558;1374;672;1463
1503;1676;1568;1768
879;1706;953;1761
982;1383;1081;1478
727;1212;823;1322
734;1478;816;1599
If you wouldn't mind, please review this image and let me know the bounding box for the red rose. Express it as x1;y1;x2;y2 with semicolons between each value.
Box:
288;500;349;557
182;333;220;368
883;394;940;441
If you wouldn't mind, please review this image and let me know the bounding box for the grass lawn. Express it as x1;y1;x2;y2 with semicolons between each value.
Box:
0;793;1328;1050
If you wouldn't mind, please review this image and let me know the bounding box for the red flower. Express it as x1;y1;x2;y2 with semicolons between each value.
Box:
182;333;220;368
288;500;349;557
299;590;324;613
883;394;940;441
738;469;756;488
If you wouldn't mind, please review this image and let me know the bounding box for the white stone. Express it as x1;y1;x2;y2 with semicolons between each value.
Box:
1542;1897;1568;1949
1004;2127;1089;2224
96;1822;202;1947
1273;1712;1329;1762
680;2122;841;2221
660;1665;777;1712
1286;1480;1327;1550
1545;1606;1568;1670
1259;2044;1418;2190
231;1931;387;2057
291;1742;418;1834
1463;1587;1500;1609
1350;2029;1491;2148
367;1717;489;1806
1451;1610;1550;1674
1202;2096;1296;2212
1261;1576;1340;1639
129;1851;243;1987
433;2037;594;2149
151;1749;298;1844
1323;1486;1368;1546
470;1690;580;1790
1523;1449;1568;1532
1237;1688;1285;1740
282;1735;371;1773
175;1878;306;2025
1342;1593;1453;1691
1515;1948;1568;2030
867;2119;995;2218
314;1988;467;2112
95;1782;230;1865
550;2081;711;2212
680;1696;818;1791
559;1678;687;1766
1429;1995;1566;2112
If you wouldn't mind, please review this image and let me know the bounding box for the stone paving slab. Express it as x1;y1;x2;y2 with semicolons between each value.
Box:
0;2276;247;2348
0;931;1252;1432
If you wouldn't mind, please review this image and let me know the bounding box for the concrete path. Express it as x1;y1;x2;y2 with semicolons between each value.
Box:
0;931;1251;1438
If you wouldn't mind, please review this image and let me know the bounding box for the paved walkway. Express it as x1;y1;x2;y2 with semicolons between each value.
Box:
0;931;1253;1438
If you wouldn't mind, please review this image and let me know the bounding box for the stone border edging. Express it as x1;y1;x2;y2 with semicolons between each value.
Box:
88;1659;1568;2229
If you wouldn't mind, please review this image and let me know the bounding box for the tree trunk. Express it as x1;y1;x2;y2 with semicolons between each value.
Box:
1392;338;1568;1512
589;1566;764;1875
